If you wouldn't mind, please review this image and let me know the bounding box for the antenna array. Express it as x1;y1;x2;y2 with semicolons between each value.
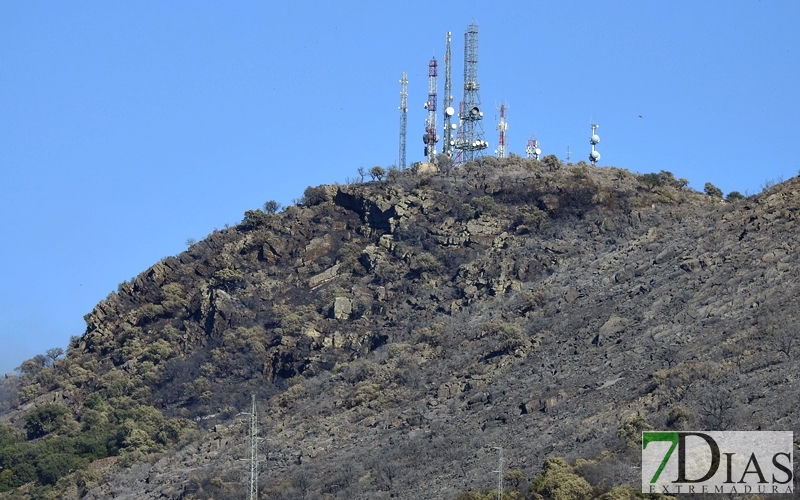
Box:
589;124;600;165
526;135;540;160
423;58;439;163
398;72;408;169
454;22;488;163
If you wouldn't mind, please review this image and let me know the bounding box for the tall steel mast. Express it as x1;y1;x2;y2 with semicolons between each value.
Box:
398;72;408;169
423;57;439;163
454;22;488;163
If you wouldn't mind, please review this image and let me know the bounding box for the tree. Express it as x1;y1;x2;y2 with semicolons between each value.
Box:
185;238;196;247
357;167;366;182
725;191;744;201
369;166;386;181
704;182;723;198
46;348;64;365
263;200;281;214
24;404;72;439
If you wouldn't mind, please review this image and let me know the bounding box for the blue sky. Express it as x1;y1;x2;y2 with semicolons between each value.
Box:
1;1;798;374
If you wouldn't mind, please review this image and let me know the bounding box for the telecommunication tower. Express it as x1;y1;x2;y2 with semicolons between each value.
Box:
423;57;439;163
495;103;508;158
566;146;571;163
526;135;541;160
442;32;456;158
454;22;488;163
398;72;408;169
589;124;600;165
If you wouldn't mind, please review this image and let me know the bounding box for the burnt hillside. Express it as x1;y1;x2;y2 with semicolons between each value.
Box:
2;155;799;499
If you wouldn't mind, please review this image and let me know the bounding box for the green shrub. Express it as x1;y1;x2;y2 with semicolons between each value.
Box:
530;457;592;500
516;205;547;229
241;209;271;228
470;196;500;217
211;268;244;291
302;185;329;205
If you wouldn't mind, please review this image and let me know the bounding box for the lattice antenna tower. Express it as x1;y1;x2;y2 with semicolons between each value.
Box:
237;394;261;500
495;103;508;158
442;32;456;158
454;22;488;163
398;72;408;169
589;123;600;165
526;135;540;160
493;446;504;500
566;146;571;163
423;57;439;163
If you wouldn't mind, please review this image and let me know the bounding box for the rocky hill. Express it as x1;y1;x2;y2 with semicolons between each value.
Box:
1;155;799;499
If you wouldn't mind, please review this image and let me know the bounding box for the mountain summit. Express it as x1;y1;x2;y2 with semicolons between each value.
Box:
2;156;798;499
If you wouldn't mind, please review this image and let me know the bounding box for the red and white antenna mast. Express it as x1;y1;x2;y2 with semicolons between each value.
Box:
495;103;508;158
423;57;439;163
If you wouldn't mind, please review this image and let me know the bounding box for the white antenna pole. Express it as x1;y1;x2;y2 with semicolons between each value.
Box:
589;123;601;165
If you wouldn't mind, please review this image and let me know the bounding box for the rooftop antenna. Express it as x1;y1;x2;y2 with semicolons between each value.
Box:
423;57;439;163
526;135;540;160
495;103;508;158
493;446;504;500
442;32;456;159
454;22;488;163
398;72;408;169
237;394;261;500
589;123;600;165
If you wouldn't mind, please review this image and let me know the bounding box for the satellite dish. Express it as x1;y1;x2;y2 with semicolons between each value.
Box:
535;148;541;155
470;106;480;115
424;102;428;109
590;151;601;161
451;124;457;130
445;106;455;116
590;134;600;144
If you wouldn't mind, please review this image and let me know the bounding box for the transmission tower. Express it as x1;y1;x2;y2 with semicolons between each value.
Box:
238;394;261;500
398;72;408;169
526;135;540;160
495;103;508;158
423;57;439;163
454;22;488;163
589;123;600;165
493;446;504;500
442;32;456;158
